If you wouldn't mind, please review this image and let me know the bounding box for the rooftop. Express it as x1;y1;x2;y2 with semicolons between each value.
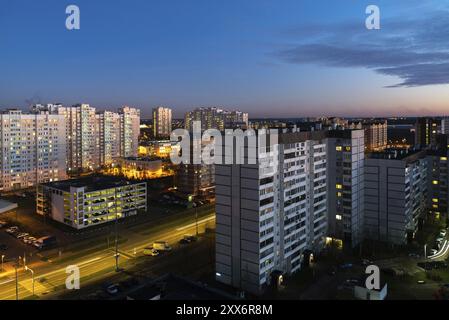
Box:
367;148;426;161
41;176;142;192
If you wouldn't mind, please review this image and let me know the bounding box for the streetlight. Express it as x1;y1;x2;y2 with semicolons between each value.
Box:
424;244;427;258
188;195;198;236
114;187;120;272
1;255;4;272
25;266;35;296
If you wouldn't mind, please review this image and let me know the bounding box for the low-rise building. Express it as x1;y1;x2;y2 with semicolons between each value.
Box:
37;176;147;229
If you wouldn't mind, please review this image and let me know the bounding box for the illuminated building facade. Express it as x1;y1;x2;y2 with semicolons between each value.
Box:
184;107;248;131
152;107;172;139
0;109;67;191
327;129;365;247
37;176;147;229
215;130;328;294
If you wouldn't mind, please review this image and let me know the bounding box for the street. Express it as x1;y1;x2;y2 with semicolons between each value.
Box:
0;208;215;300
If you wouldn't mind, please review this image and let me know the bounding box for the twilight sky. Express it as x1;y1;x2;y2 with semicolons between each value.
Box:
1;0;449;118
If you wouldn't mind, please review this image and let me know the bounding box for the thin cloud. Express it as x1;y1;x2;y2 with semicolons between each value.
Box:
275;10;449;87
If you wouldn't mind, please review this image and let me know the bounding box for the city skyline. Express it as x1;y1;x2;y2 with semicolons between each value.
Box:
1;0;449;118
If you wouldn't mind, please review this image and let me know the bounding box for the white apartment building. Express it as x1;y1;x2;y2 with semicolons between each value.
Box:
364;149;428;245
36;176;147;229
58;104;99;171
185;107;249;131
97;111;121;165
120;106;140;158
0;109;67;191
215;130;328;294
152;107;172;139
327;129;365;247
56;105;140;171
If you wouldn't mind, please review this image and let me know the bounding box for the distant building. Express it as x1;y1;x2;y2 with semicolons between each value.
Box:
415;117;441;148
152;107;172;139
37;176;147;229
215;129;328;294
327;129;365;247
184;107;248;131
97;110;121;166
364;149;428;245
0;109;67;191
349;120;387;151
57;104;140;171
119;106;141;158
427;134;449;220
58;104;99;171
138;140;179;159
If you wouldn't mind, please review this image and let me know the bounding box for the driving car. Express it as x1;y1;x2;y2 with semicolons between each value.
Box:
143;248;159;256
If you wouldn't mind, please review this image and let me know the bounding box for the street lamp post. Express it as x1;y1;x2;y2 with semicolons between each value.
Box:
424;244;427;258
15;260;18;300
1;255;4;272
25;266;34;296
114;187;120;272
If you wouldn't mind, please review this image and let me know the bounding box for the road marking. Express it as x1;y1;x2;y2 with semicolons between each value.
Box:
175;216;215;231
0;278;14;285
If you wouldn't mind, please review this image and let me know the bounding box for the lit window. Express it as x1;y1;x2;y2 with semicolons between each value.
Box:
336;146;342;151
433;180;439;185
336;215;342;221
336;184;343;190
441;157;448;161
345;146;351;152
337;192;342;197
433;198;439;203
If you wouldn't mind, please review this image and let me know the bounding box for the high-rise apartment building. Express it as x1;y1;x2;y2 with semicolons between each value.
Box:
349;120;387;151
215;130;328;294
119;106;140;158
56;105;140;171
0;109;67;191
415;117;441;148
427;134;449;220
185;107;248;131
57;104;99;171
364;149;428;245
97;111;121;166
327;130;365;247
152;107;172;139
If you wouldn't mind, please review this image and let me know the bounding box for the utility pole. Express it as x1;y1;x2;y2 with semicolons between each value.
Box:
195;203;199;236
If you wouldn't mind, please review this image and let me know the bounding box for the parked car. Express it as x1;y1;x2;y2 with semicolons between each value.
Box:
179;235;197;244
361;259;374;266
16;233;29;239
103;283;119;295
34;236;57;250
6;226;19;234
